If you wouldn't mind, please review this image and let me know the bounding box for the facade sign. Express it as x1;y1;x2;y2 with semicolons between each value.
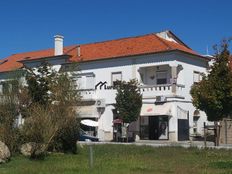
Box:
95;81;116;90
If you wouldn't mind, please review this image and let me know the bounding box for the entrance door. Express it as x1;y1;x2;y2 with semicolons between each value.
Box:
149;116;169;140
149;117;159;140
178;119;189;141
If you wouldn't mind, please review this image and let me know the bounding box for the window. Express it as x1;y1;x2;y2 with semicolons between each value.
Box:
86;75;95;89
140;73;144;84
112;72;122;86
73;73;95;90
0;84;2;95
1;81;18;95
193;110;200;134
156;71;167;85
193;116;200;134
73;76;84;89
193;71;202;83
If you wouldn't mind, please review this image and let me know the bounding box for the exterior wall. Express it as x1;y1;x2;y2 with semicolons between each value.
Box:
174;102;208;137
174;53;208;102
0;51;210;141
98;105;114;141
71;52;209;141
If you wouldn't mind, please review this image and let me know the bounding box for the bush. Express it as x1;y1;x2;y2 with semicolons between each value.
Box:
0;93;25;153
0;63;81;159
49;118;80;154
0;126;24;154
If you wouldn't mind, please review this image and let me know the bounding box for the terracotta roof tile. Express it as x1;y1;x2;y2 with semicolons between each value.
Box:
0;33;202;73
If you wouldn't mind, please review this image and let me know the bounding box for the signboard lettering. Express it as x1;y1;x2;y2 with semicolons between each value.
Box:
95;81;116;90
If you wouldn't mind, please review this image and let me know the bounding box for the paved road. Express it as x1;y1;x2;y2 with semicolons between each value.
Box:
78;140;232;149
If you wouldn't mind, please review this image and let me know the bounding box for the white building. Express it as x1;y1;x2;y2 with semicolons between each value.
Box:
0;31;211;141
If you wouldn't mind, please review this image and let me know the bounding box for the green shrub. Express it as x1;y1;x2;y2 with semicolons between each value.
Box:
49;118;80;154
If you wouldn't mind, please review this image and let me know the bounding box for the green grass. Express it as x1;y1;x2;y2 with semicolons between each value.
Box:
1;144;232;174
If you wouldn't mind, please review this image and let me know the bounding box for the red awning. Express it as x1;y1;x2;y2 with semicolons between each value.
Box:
112;119;123;124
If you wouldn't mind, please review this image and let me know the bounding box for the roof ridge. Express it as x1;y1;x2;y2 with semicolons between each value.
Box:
155;34;195;52
164;37;194;51
153;34;172;50
2;32;167;58
166;30;190;49
72;31;174;47
78;33;156;46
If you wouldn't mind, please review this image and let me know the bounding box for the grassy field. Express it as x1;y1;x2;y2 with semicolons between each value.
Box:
1;144;232;174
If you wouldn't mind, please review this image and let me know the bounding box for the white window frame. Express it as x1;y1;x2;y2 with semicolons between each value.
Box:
111;72;122;86
193;71;202;83
73;72;95;90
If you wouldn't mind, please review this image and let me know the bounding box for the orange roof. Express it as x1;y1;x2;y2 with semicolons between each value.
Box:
0;33;203;73
0;46;77;73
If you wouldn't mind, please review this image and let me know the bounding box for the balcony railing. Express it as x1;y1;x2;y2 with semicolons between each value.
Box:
139;84;185;98
140;84;172;91
77;84;185;100
78;89;96;100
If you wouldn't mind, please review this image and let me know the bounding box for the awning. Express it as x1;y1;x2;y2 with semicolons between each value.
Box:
75;105;98;118
140;103;172;116
81;119;98;127
112;118;123;124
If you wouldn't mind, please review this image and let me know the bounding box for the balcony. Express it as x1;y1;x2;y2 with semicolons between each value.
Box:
138;63;184;98
77;83;185;102
78;89;96;101
139;84;185;98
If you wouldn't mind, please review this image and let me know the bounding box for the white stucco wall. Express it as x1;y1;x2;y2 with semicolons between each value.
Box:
70;51;209;141
0;51;210;141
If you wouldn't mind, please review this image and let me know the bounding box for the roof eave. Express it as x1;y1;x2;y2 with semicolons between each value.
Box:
64;49;207;65
173;49;211;61
17;54;71;63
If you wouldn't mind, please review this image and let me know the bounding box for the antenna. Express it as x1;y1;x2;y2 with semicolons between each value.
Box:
206;45;209;55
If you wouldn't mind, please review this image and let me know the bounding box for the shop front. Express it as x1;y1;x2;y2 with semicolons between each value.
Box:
140;103;172;140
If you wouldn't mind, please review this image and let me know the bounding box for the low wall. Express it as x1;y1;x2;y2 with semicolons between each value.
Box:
220;119;232;144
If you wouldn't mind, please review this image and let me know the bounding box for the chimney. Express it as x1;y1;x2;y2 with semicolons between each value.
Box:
54;35;64;56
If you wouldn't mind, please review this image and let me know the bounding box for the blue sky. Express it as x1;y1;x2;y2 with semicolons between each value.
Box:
0;0;231;59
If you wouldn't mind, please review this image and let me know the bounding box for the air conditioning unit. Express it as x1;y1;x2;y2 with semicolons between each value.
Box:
95;99;106;108
155;96;167;103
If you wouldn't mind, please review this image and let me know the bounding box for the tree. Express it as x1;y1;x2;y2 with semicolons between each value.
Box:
25;62;56;106
0;82;21;153
115;79;142;141
191;40;232;121
190;40;232;146
0;71;25;153
0;62;81;157
21;62;81;158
